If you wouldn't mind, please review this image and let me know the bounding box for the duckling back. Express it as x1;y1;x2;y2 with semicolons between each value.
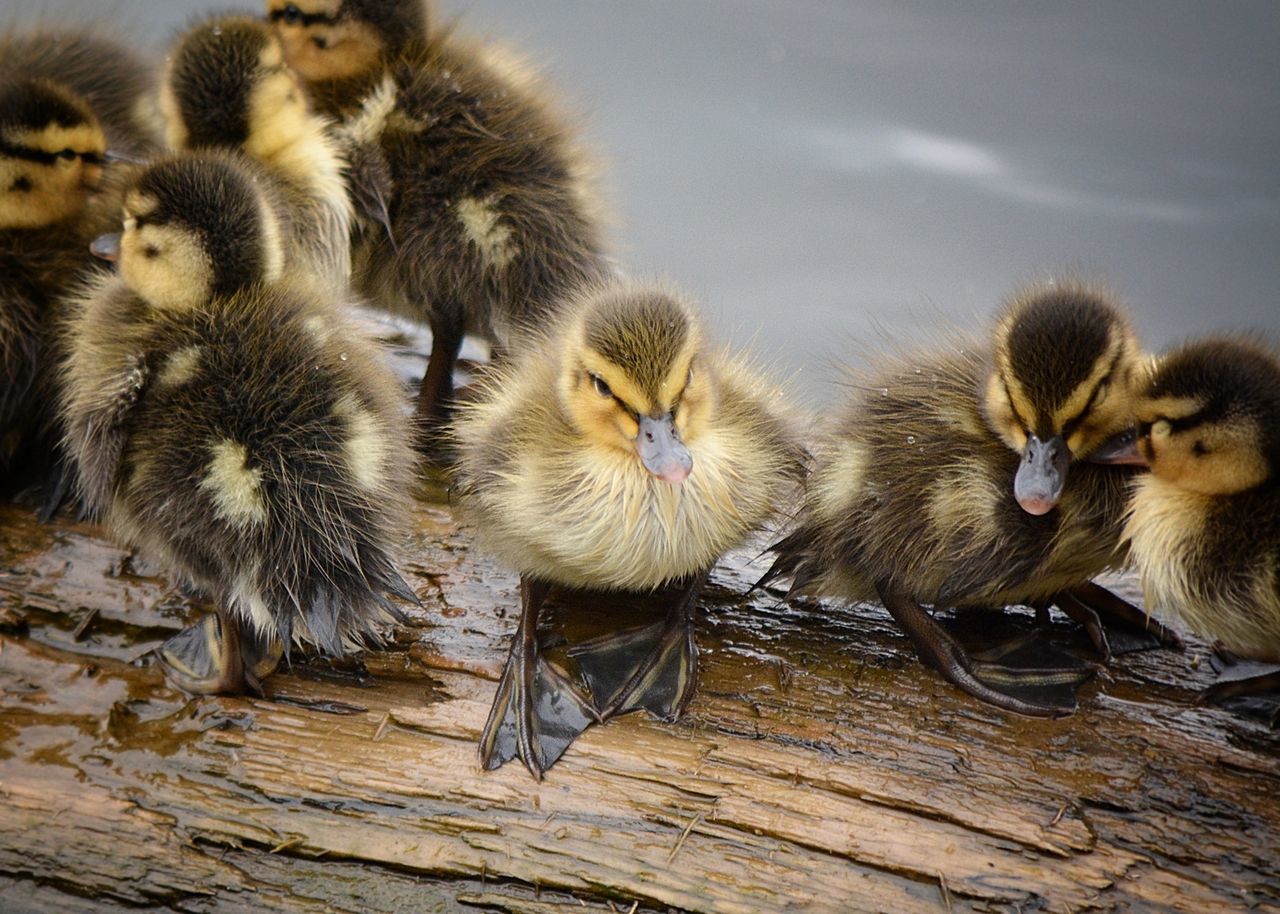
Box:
161;15;352;287
343;29;608;345
66;278;415;652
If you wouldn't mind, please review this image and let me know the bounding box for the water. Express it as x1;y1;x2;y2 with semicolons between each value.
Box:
18;0;1280;403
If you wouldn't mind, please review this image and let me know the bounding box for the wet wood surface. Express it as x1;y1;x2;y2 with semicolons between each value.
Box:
1;489;1278;913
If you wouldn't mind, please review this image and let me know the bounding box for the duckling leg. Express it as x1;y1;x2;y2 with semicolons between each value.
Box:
877;584;1090;718
158;611;252;695
1055;582;1183;657
575;570;709;723
414;311;464;452
479;575;598;779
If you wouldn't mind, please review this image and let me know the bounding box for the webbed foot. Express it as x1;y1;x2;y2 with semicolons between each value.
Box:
158;614;282;696
879;585;1094;717
569;571;707;722
1053;581;1182;659
478;577;597;779
1201;654;1280;726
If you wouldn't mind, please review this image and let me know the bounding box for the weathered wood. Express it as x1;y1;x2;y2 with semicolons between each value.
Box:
1;497;1278;913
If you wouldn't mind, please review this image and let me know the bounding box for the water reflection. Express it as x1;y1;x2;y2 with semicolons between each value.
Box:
18;0;1280;402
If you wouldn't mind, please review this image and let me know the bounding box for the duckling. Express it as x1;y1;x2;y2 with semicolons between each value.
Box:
268;0;608;442
61;151;417;695
0;28;161;160
1126;338;1280;710
763;282;1179;717
452;280;805;778
160;15;352;287
0;76;119;496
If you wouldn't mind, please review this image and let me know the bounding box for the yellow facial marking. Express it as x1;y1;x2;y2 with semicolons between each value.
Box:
1142;410;1270;496
333;393;386;490
0;122;106;227
456;196;520;269
268;0;385;85
200;440;267;526
157;345;203;388
119;221;214;312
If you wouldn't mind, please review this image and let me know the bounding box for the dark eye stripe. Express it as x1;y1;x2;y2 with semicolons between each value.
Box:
268;6;338;27
0;140;103;166
1060;347;1123;438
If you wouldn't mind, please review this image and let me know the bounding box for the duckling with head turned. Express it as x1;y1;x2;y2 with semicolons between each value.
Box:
61;151;416;695
763;282;1178;717
1126;338;1280;712
452;280;805;778
267;0;608;444
0;75;117;496
0;28;160;161
160;14;352;287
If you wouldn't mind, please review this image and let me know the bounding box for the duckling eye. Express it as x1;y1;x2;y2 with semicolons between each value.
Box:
281;3;303;24
9;176;32;193
57;148;77;161
590;373;612;398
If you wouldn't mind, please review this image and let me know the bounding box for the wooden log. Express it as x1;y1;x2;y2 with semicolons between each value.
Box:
0;499;1277;913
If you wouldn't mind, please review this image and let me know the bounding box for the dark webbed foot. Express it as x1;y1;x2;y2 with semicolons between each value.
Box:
878;584;1094;718
1202;653;1280;726
569;571;707;723
1053;581;1183;659
479;577;598;780
159;613;283;696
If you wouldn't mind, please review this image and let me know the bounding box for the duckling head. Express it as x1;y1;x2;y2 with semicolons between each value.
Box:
267;0;426;84
983;284;1143;514
556;285;714;485
1135;339;1280;496
0;79;106;229
95;153;284;312
162;16;312;162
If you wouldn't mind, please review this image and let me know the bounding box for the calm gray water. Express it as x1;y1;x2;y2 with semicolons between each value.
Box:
18;0;1280;403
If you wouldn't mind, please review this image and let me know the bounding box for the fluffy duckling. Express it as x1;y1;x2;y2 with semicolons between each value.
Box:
61;151;416;694
160;15;352;287
268;0;608;440
1126;338;1280;707
764;283;1178;717
452;281;805;778
0;28;160;160
0;76;116;494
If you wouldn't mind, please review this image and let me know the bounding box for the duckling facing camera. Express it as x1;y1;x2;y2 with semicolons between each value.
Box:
160;14;352;287
1;74;124;497
267;0;608;442
1127;338;1280;715
61;152;416;695
763;283;1179;717
452;281;805;778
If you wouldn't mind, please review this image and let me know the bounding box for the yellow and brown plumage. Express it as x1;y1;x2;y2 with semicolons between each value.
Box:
451;280;805;777
267;0;609;443
0;67;141;499
1126;337;1280;707
61;152;416;695
160;14;353;288
764;282;1177;716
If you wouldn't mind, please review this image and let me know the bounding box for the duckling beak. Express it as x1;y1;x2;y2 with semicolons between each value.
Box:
90;232;121;262
1014;434;1069;515
1087;427;1147;466
637;413;693;484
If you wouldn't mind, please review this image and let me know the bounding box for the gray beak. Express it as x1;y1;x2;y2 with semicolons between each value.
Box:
1014;434;1070;515
90;232;121;262
636;413;692;484
1087;427;1147;466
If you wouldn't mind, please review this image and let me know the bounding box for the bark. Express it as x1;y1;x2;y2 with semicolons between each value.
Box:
0;500;1277;913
